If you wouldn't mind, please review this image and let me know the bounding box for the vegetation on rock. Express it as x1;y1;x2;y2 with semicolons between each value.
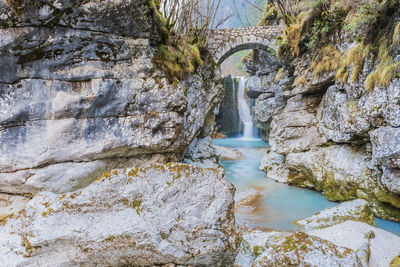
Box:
150;0;220;82
274;0;400;90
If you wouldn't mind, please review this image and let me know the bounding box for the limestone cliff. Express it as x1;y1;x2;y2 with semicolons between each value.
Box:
248;1;400;221
0;0;222;217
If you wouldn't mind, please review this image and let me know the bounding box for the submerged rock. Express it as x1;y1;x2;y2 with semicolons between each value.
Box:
235;230;362;267
0;163;238;266
214;145;243;160
295;199;375;230
308;221;400;267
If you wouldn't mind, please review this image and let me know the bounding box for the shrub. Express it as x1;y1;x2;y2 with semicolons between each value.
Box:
153;41;204;83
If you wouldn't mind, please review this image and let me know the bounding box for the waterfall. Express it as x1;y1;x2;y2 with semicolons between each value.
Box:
237;76;256;139
216;75;259;139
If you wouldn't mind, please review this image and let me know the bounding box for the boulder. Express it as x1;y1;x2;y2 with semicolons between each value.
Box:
308;221;400;267
259;149;289;183
235;230;362;267
295;199;375;230
0;163;238;266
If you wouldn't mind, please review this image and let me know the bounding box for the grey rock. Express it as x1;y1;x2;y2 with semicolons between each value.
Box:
269;94;327;154
308;221;400;267
259;149;289;183
245;76;264;98
356;243;370;267
0;163;238;266
381;167;400;194
317;85;370;143
370;127;400;168
183;136;220;169
0;0;222;217
235;230;361;267
0;0;161;43
284;145;380;201
295;199;375;231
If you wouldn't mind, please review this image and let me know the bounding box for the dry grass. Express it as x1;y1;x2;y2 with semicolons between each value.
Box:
311;45;341;77
365;40;400;92
335;43;371;84
393;22;400;44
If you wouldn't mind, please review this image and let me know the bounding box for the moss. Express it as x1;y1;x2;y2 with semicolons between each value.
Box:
22;234;35;257
104;236;116;242
390;252;400;267
278;10;316;59
253;245;265;258
375;189;400;209
41;207;54;217
127;167;139;178
152;41;203;83
257;3;280;26
94;169;119;182
275;68;285;81
131;200;144;215
148;0;169;44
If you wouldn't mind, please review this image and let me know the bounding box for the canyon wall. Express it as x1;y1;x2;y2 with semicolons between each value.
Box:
0;0;222;217
248;3;400;221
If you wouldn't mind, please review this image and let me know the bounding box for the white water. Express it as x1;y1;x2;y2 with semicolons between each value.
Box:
237;76;256;139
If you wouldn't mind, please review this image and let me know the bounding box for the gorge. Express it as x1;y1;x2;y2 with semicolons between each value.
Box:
0;0;400;266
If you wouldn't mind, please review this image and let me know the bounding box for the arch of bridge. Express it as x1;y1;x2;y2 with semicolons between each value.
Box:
206;26;283;64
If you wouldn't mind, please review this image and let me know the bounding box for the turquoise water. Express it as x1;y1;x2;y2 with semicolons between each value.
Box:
215;138;400;235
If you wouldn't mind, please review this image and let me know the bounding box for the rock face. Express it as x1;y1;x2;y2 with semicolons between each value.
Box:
234;229;362;267
295;199;375;230
0;0;222;216
308;221;400;267
216;75;242;137
0;163;238;266
248;7;400;221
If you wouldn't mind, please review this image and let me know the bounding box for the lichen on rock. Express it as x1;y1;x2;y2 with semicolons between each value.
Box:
0;163;238;266
295;199;376;230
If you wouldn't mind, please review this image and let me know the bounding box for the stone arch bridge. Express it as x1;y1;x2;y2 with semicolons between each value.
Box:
206;26;283;64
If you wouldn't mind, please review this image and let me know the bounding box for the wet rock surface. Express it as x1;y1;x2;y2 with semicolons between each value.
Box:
0;163;238;266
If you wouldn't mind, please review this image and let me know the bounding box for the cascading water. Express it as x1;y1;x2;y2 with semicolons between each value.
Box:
216;75;259;138
237;76;257;139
